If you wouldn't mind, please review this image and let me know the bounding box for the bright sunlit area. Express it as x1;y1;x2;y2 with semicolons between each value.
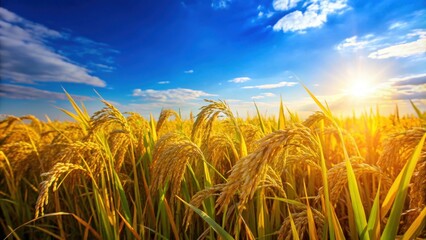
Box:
346;74;377;98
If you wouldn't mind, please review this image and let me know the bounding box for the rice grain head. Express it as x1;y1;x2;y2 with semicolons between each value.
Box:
35;163;86;218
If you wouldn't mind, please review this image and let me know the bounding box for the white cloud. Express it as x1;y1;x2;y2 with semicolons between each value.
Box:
91;63;115;73
158;81;170;84
0;7;110;87
389;21;407;30
273;0;348;33
263;92;276;97
273;0;302;11
257;5;274;19
0;83;92;101
251;92;276;99
251;95;265;100
243;81;298;89
211;0;231;9
336;35;377;51
368;37;426;59
407;29;426;38
184;69;194;74
389;73;426;85
228;77;251;83
336;29;426;59
381;74;426;100
132;88;216;103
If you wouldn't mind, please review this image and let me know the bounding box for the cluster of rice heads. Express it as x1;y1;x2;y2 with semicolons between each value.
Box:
0;94;425;239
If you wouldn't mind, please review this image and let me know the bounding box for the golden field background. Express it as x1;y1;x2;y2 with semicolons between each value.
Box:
0;90;425;239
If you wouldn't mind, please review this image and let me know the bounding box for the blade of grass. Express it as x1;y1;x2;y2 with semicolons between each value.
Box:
163;198;180;240
302;84;332;119
316;134;335;240
278;95;286;130
401;207;426;240
409;100;424;119
381;133;426;239
303;84;369;240
177;196;234;240
330;204;345;240
149;113;158;142
367;180;381;240
303;181;318;240
254;101;267;135
4;212;101;240
287;208;300;240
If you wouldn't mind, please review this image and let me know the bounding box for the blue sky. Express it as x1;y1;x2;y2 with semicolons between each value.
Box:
0;0;425;120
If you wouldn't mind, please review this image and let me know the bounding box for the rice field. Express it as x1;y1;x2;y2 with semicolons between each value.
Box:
0;90;425;239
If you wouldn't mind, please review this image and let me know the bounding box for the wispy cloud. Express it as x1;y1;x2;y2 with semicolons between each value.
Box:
90;63;116;73
211;0;231;9
368;36;426;59
132;88;216;103
273;0;302;11
158;81;170;84
228;77;251;83
336;34;378;51
0;83;92;101
336;12;426;59
243;81;298;89
389;21;407;30
273;0;349;33
389;73;426;86
257;5;274;19
387;73;426;100
251;92;276;99
251;96;265;100
184;69;194;74
0;7;116;87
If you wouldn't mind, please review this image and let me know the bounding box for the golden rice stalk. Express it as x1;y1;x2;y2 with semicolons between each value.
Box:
126;112;150;153
39;141;105;176
278;208;325;240
156;109;181;133
215;125;319;212
183;184;225;229
35;163;86;218
378;127;426;177
320;159;393;205
303;111;332;128
192;100;230;144
0;119;41;145
90;100;132;135
20;115;42;133
259;165;288;200
1;141;38;182
108;130;132;170
191;100;246;157
202;134;238;177
48;123;87;144
403;160;426;233
150;132;204;199
0;115;41;141
0;115;21;134
239;122;263;152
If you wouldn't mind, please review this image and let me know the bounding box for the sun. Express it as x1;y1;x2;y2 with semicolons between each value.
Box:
345;75;377;99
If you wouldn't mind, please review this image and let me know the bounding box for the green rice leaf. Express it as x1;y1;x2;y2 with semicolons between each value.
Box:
177;196;234;240
381;133;426;239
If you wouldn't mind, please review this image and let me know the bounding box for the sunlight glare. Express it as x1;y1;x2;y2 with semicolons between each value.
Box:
346;75;376;99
